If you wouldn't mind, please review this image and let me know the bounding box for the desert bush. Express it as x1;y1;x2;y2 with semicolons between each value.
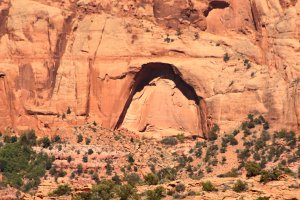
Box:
77;134;83;143
202;181;217;192
112;174;122;185
222;134;238;146
49;184;72;196
73;192;92;200
125;173;141;186
175;183;185;192
223;53;230;62
3;135;17;143
238;148;251;160
176;133;185;143
157;167;177;182
19;129;37;146
263;122;269;130
208;124;219;141
245;162;261;177
67;156;72;163
232;180;247;192
253;152;261;161
105;162;114;176
218;168;240;178
115;184;139;200
53;135;61;143
91;180;116;200
82;155;88;163
260;168;282;183
88;149;94;155
146;186;165;200
66;107;71;114
144;173;159;185
0;135;52;191
255;139;266;151
128;154;135;164
260;130;270;141
77;164;83;174
161;137;178;146
39;137;51;148
195;147;203;158
85;137;91;145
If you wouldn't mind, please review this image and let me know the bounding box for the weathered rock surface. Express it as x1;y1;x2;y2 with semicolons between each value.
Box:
0;0;300;137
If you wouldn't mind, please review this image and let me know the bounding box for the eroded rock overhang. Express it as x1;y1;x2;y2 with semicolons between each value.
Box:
112;62;209;138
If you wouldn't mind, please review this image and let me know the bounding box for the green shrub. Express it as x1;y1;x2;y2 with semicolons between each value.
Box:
77;134;83;143
245;162;261;177
57;170;67;177
53;135;61;143
39;137;51;148
157;167;177;182
223;53;230;62
112;174;122;185
0;138;52;191
144;173;159;185
187;191;196;196
49;184;72;196
232;180;247;192
260;130;270;141
161;137;178;146
91;180;116;200
3;135;17;143
125;173;141;186
82;155;88;163
115;184;139;200
238;149;250;160
88;149;94;155
85;137;91;145
77;164;83;174
146;186;165;200
253;151;261;161
175;183;185;192
128;154;135;163
202;181;217;192
232;129;240;136
195;147;202;158
19;129;37;146
73;192;92;200
105;161;113;175
260;168;282;183
176;133;185;143
222;134;238;146
263;122;269;130
208;124;219;141
92;172;100;183
67;156;72;163
218;168;240;178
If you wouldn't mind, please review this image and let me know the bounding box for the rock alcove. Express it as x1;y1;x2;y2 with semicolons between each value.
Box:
116;63;207;137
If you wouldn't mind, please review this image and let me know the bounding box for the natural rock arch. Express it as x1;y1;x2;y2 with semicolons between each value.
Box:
115;62;208;138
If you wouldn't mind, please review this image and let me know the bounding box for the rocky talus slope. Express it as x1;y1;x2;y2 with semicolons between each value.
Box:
0;0;300;138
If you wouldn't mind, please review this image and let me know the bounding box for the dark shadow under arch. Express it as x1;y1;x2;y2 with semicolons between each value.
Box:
115;62;208;137
203;1;230;17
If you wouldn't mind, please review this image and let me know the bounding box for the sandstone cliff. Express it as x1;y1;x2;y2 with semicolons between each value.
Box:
0;0;299;138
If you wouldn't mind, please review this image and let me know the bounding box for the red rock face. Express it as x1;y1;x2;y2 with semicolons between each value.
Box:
0;0;299;137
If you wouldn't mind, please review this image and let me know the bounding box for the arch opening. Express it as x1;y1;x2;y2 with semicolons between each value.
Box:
115;63;207;137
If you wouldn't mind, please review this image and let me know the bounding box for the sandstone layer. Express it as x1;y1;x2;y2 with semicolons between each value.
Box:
0;0;300;138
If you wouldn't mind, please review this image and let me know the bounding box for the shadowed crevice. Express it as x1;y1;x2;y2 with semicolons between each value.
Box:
204;1;230;17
